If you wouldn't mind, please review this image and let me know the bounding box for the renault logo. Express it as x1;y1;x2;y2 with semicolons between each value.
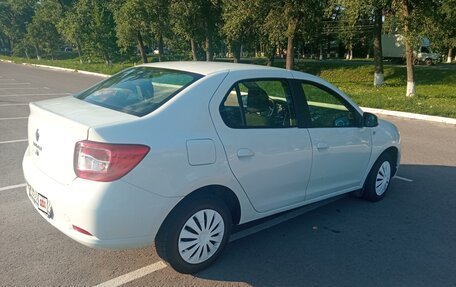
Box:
35;129;40;142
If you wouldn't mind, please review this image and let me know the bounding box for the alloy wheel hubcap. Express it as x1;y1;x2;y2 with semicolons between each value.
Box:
375;161;391;196
178;209;225;264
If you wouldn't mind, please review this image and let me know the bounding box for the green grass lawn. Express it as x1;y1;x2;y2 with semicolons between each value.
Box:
1;55;455;118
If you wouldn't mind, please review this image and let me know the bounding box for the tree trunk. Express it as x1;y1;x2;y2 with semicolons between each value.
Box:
373;4;384;86
25;48;30;59
402;0;415;97
190;38;198;61
232;41;241;63
286;35;295;70
327;37;331;58
137;31;148;64
447;47;453;63
267;46;275;66
205;35;213;61
76;39;83;64
319;43;323;60
286;20;297;70
103;51;111;66
405;41;415;96
158;33;164;62
35;45;41;60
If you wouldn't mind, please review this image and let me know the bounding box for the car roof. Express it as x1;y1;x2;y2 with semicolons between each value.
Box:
139;61;285;76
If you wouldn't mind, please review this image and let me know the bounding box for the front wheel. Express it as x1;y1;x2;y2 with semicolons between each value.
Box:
155;196;232;274
363;154;393;202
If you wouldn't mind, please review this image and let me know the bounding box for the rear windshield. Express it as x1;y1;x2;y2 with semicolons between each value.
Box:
74;67;202;116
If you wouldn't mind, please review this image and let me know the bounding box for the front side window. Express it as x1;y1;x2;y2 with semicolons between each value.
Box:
220;79;296;128
301;83;359;128
75;67;202;116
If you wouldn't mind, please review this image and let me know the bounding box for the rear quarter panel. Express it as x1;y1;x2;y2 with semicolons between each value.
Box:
87;71;255;223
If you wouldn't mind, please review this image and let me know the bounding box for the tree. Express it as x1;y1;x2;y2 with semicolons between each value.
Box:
26;0;63;60
222;0;263;63
60;0;118;64
170;0;204;60
262;0;323;70
0;0;36;55
112;0;170;63
170;0;221;61
391;0;438;97
429;0;456;63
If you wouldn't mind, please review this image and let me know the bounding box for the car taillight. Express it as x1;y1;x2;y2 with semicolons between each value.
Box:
74;140;150;182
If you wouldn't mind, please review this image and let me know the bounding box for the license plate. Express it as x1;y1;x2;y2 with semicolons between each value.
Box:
27;183;48;215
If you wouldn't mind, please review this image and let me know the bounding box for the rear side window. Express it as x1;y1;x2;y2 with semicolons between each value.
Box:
220;79;296;128
75;67;202;116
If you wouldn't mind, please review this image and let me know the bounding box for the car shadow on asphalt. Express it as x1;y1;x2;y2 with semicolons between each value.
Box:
194;164;456;287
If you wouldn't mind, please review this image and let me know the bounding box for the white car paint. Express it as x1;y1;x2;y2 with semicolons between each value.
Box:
23;61;400;250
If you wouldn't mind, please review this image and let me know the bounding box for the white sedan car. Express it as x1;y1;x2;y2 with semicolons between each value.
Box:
23;62;400;273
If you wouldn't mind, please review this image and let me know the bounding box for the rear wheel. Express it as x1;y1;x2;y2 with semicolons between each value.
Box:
425;58;433;66
155;196;232;274
363;154;393;202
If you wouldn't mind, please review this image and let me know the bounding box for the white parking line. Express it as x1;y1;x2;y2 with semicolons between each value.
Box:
0;82;30;85
0;139;28;144
0;117;28;120
0;93;71;97
0;183;26;192
93;261;167;287
0;87;49;90
0;103;29;107
0;79;16;81
394;176;413;182
230;195;344;242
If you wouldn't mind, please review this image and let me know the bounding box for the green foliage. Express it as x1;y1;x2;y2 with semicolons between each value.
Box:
57;0;119;62
0;0;36;55
27;0;63;58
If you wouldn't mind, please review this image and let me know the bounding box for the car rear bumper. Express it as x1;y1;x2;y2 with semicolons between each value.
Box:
23;147;181;249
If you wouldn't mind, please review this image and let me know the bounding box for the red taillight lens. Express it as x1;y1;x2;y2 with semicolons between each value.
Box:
74;140;150;182
72;225;93;236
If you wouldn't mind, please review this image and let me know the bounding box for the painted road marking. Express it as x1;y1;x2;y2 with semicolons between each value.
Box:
230;195;344;242
0;183;26;192
0;103;29;106
0;93;71;97
394;176;413;182
0;87;49;90
0;79;16;81
0;82;30;85
93;261;167;287
0;117;28;120
0;139;28;144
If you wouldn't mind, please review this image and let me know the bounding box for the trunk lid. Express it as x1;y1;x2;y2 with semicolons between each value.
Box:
28;96;137;185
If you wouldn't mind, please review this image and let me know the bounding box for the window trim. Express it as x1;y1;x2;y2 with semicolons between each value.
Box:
295;80;363;129
219;78;298;129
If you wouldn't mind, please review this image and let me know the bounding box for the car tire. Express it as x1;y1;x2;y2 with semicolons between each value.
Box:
363;153;394;202
155;195;232;274
425;58;433;66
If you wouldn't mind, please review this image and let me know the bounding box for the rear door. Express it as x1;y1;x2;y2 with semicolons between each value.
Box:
210;71;312;213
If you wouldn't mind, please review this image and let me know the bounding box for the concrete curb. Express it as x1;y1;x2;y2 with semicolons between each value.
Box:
20;63;110;78
1;58;455;125
362;107;456;125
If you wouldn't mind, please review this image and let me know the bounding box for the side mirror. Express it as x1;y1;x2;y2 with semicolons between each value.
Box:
363;112;378;127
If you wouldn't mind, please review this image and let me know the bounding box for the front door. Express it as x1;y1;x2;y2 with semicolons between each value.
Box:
298;82;372;200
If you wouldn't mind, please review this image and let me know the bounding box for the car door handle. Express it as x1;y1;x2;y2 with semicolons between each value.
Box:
237;148;254;158
316;143;329;150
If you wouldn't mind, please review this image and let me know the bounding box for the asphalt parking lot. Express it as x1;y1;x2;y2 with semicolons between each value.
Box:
1;61;455;287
